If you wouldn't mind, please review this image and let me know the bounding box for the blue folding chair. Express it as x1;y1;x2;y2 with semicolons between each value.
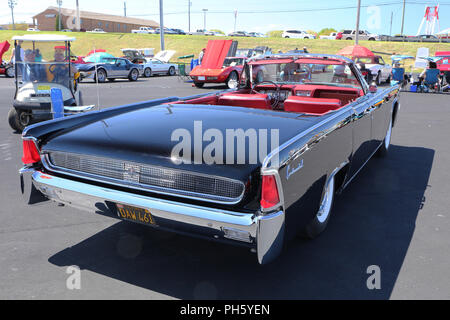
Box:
421;69;441;93
392;68;405;82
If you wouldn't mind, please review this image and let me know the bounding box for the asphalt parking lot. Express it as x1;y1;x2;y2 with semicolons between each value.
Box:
0;76;449;300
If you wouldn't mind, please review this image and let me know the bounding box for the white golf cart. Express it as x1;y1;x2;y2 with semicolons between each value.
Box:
8;34;91;132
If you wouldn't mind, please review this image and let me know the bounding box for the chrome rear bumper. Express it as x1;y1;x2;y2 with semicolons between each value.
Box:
20;168;285;264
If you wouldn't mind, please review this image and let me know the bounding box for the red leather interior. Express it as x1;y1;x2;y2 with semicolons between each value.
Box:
312;89;359;106
218;93;271;109
284;97;342;115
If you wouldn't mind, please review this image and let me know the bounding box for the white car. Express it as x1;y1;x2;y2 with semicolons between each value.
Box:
140;50;178;77
27;28;40;32
319;32;337;40
88;28;106;33
131;27;155;34
355;56;393;85
248;32;266;38
282;30;316;39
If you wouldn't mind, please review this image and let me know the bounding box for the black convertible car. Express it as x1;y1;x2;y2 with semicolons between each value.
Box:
20;54;400;264
77;57;144;82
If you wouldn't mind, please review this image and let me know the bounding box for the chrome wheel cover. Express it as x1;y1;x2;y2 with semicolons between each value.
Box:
228;73;238;89
97;70;106;82
6;68;14;77
317;176;334;223
385;118;393;150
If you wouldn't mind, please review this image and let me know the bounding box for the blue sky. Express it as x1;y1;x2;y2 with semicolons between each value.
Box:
1;0;449;35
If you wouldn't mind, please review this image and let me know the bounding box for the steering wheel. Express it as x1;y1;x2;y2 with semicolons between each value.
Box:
253;81;281;109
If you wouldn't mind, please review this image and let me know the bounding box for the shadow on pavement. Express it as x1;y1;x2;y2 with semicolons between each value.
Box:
49;145;434;299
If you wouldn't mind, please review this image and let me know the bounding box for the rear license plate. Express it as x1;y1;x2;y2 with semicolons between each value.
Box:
116;204;156;226
197;76;205;81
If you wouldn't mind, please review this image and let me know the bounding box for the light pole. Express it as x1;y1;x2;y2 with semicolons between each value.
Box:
56;0;63;31
234;10;237;33
159;0;165;51
355;0;361;45
188;1;191;33
202;8;208;31
400;0;406;36
76;0;80;31
8;0;17;31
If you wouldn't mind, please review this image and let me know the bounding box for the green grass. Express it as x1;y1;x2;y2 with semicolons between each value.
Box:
2;30;450;69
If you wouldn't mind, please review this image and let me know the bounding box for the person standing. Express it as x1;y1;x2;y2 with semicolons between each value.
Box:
199;48;206;65
10;40;25;76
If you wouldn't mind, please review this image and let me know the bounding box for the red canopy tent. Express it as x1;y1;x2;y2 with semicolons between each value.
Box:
337;45;374;58
87;49;106;56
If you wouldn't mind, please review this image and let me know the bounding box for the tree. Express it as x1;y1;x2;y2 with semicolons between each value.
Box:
319;28;337;36
210;29;224;35
306;30;318;38
267;30;283;38
55;14;61;31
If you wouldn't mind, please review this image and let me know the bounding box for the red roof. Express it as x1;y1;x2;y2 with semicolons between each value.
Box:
87;49;107;56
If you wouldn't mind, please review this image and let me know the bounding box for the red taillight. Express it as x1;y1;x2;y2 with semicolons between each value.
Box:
22;140;41;165
260;175;280;209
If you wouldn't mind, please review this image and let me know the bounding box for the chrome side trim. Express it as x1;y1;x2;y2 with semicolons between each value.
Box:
262;104;355;170
41;153;246;205
342;141;383;189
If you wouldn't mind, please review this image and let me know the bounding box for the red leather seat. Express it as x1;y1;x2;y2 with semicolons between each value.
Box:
284;97;342;115
218;93;271;110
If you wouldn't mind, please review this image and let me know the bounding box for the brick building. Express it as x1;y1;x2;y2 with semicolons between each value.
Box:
32;6;159;33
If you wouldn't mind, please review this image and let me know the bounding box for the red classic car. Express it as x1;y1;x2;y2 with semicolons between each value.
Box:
190;40;248;89
434;52;450;73
0;40;14;78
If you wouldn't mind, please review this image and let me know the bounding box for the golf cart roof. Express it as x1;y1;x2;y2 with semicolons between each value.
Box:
12;34;76;42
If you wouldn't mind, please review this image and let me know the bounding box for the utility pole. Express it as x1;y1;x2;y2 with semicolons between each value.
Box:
202;8;208;31
124;2;127;17
390;12;393;36
355;0;361;45
76;0;80;31
188;0;191;33
57;0;62;31
234;10;237;33
401;0;406;35
159;0;165;51
8;0;17;31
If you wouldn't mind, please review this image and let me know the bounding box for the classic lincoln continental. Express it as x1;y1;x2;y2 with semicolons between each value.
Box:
20;54;400;264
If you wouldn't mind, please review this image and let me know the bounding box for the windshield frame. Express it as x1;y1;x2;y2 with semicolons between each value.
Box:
248;60;365;91
14;39;75;99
